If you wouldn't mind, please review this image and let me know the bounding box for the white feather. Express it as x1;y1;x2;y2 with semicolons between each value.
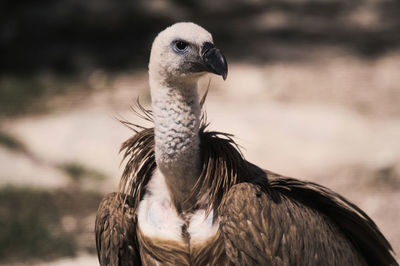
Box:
188;209;219;244
137;169;219;244
137;169;185;242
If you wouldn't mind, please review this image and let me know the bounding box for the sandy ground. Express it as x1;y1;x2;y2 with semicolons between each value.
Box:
1;52;399;264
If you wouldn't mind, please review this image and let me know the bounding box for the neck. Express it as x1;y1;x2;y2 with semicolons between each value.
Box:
150;78;201;212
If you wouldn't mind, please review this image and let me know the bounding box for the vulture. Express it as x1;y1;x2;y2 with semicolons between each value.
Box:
95;22;397;265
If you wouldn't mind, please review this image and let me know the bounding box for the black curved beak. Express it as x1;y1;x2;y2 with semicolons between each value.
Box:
201;42;228;80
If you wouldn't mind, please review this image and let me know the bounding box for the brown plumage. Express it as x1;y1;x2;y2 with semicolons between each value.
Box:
95;193;140;265
95;103;397;265
95;22;397;266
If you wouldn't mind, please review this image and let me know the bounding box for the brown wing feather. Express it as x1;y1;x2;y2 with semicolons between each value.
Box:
95;193;141;266
264;174;398;266
220;182;367;266
220;170;398;266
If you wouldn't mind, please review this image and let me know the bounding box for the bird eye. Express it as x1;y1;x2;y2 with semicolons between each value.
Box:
173;40;189;53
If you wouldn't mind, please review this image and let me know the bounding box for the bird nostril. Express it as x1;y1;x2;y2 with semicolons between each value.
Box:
201;42;215;57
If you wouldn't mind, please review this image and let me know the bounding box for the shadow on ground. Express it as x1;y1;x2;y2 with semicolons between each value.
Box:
0;186;103;264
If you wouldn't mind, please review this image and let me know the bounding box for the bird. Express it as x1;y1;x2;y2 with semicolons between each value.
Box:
95;22;397;266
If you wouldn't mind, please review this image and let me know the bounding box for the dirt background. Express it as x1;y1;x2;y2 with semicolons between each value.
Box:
1;0;399;264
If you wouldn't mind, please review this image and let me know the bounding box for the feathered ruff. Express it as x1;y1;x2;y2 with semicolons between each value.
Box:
118;98;257;214
117;100;397;266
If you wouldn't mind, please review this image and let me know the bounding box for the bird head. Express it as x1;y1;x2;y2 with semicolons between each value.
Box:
149;22;228;85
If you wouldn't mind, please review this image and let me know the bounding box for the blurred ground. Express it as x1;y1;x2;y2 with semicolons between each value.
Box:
1;0;399;264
